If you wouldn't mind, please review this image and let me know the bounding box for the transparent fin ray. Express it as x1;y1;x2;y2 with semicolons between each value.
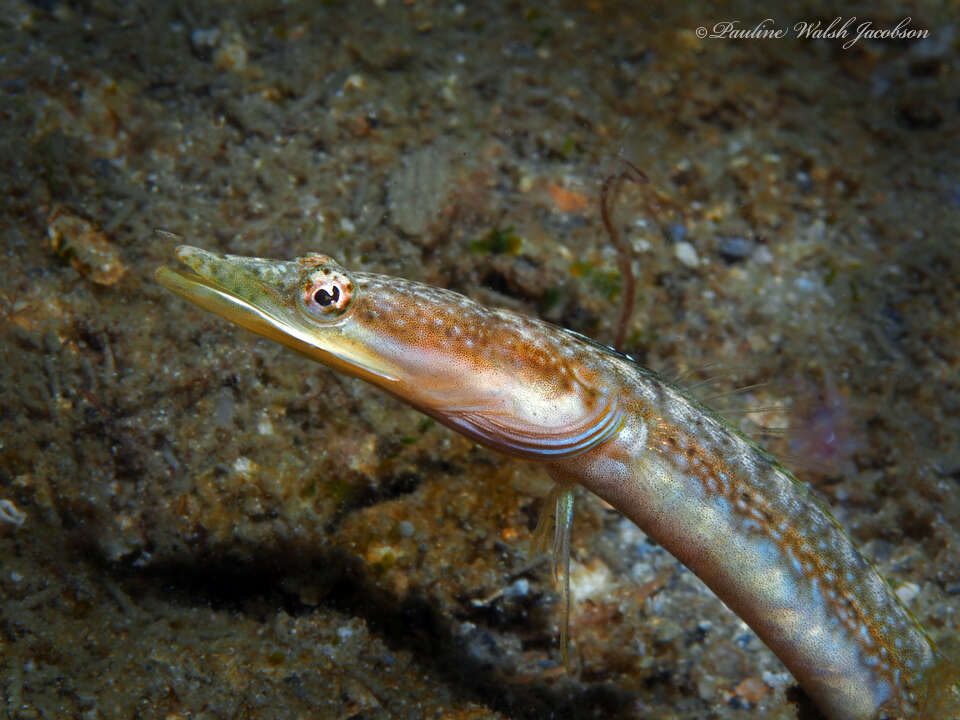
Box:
555;487;574;667
530;482;576;667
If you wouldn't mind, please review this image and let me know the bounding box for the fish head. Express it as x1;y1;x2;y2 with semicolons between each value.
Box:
157;245;623;459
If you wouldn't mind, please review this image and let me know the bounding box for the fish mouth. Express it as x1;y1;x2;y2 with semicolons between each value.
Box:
156;245;399;383
155;245;291;346
155;246;239;306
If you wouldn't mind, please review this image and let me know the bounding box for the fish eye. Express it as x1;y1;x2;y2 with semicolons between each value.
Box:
302;270;353;317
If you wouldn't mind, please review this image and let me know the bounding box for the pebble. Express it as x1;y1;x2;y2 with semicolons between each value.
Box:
718;236;754;261
674;241;700;268
667;222;687;243
47;206;126;285
754;245;774;264
895;581;920;605
504;577;529;598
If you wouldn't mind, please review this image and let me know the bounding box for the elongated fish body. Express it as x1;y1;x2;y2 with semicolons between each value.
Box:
157;246;956;720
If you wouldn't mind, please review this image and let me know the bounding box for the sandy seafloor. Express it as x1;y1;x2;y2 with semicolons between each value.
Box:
1;1;959;718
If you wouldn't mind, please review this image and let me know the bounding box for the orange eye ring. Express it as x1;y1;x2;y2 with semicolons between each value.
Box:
302;268;353;316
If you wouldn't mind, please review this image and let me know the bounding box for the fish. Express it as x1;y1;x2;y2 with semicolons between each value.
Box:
157;245;959;720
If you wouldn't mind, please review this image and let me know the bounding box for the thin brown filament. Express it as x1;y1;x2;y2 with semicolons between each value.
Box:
600;159;648;351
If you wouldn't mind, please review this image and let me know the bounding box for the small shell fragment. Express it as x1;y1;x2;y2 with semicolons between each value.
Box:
0;499;27;526
47;206;126;285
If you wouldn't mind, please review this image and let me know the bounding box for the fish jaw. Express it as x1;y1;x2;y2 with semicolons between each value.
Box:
155;245;400;385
